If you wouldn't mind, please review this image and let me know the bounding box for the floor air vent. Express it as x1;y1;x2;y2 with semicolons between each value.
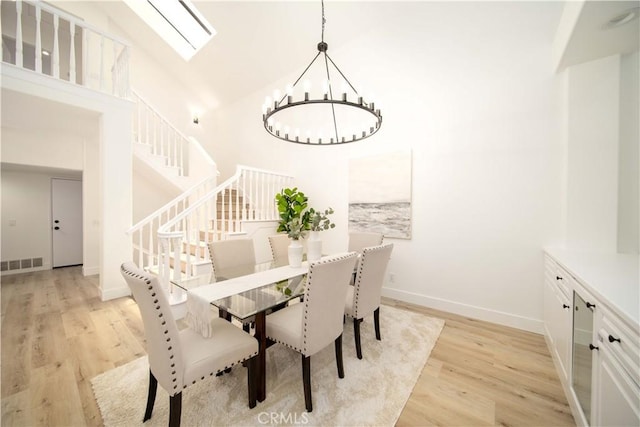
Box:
1;257;44;272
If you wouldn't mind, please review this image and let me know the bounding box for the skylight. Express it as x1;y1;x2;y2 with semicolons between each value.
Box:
123;0;216;61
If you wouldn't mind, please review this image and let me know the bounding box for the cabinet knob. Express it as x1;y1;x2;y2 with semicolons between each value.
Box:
556;276;562;281
586;302;596;310
608;335;621;344
562;304;570;309
589;344;599;351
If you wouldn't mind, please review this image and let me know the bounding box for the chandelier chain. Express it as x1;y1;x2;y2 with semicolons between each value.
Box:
321;0;326;42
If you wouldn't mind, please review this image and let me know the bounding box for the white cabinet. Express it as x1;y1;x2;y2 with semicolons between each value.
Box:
543;249;639;427
592;307;640;427
543;256;573;383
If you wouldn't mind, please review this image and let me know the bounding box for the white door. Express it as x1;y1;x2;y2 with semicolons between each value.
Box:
52;178;83;268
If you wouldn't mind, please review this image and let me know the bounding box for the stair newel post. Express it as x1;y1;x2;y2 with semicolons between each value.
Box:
241;171;247;222
184;217;192;277
158;233;172;297
170;234;182;287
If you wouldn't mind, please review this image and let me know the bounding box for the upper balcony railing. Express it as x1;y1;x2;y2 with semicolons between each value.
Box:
1;0;130;98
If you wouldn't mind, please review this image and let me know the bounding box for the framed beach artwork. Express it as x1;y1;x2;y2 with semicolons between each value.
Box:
348;149;412;239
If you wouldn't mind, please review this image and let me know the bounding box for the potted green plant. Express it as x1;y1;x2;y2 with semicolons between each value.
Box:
275;187;311;267
307;207;335;261
308;207;335;232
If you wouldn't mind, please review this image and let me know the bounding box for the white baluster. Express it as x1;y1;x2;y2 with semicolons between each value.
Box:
15;0;23;67
35;5;42;73
69;22;76;83
82;28;88;86
52;15;59;78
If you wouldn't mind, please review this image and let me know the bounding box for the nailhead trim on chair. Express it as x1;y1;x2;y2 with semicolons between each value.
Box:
122;264;259;395
121;265;182;394
266;254;355;356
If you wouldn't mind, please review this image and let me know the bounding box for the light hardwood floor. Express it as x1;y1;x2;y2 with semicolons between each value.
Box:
1;267;575;426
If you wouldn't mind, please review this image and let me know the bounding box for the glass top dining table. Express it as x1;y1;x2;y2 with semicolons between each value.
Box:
171;259;309;403
172;260;307;322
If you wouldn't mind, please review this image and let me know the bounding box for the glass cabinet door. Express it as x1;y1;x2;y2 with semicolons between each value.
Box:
573;291;594;425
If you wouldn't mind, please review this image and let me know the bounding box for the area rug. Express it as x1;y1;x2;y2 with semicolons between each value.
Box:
92;305;444;426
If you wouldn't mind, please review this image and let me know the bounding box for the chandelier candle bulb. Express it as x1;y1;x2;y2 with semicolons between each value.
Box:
370;102;375;110
358;96;363;105
342;93;347;102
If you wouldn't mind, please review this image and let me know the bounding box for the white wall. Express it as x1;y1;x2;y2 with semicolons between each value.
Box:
209;2;564;332
1;64;133;299
1;168;78;272
617;51;639;254
1;122;98;275
563;51;639;255
565;55;620;252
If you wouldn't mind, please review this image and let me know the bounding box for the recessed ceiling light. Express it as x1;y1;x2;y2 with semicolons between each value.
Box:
603;7;639;30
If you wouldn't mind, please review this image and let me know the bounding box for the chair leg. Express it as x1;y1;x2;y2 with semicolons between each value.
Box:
247;356;257;409
143;370;157;422
353;318;363;359
302;355;312;412
335;334;345;378
169;392;182;427
374;307;381;341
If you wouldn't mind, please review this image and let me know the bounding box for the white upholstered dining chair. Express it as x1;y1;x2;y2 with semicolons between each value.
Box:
268;234;289;266
347;231;384;253
208;238;256;281
344;243;394;359
120;263;259;427
266;252;358;412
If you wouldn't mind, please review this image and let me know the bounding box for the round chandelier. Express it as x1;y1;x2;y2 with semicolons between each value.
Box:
262;0;382;145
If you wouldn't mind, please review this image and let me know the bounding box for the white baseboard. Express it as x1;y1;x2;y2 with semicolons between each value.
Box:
101;286;131;301
382;286;544;334
83;266;99;276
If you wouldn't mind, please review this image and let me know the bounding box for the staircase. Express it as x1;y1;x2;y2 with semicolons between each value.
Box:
153;165;294;303
2;0;295;299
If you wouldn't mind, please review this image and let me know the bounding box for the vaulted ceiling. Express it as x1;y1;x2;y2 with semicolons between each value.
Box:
92;1;638;111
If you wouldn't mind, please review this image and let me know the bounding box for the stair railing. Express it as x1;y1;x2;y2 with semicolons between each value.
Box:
131;90;215;178
157;165;294;296
127;176;218;271
1;0;130;98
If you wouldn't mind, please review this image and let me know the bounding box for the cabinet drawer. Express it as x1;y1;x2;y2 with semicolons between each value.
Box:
598;310;640;385
545;256;571;300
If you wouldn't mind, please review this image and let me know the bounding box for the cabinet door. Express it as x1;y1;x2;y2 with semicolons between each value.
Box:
543;272;572;382
593;344;640;427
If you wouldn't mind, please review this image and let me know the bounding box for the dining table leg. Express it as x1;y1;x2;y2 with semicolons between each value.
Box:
254;311;267;402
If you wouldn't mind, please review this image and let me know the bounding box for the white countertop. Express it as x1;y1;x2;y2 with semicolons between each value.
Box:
544;247;639;327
